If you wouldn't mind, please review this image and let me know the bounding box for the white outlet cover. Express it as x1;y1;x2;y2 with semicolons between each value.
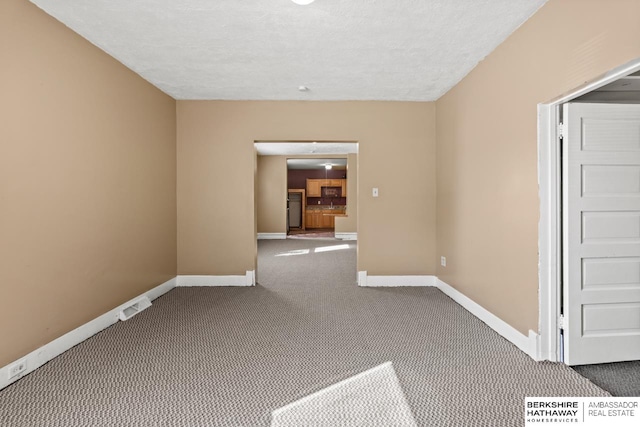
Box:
441;256;446;267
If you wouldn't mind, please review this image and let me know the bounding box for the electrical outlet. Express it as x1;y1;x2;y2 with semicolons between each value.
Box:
440;256;446;267
8;359;27;379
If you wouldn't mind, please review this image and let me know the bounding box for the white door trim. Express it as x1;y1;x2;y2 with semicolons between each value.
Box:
537;57;640;363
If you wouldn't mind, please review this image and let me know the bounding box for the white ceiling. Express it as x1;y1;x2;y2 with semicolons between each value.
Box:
30;0;547;101
594;71;640;92
573;71;640;103
287;158;347;170
255;142;357;156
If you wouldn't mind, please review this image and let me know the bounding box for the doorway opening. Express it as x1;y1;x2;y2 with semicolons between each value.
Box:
254;141;359;284
538;58;640;367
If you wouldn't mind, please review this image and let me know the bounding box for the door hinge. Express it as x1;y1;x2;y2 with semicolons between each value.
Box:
557;122;564;139
558;314;565;329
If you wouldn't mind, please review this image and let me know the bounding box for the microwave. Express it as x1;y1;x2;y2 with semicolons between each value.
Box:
322;187;341;197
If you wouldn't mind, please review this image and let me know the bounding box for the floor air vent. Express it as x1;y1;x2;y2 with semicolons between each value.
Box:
119;296;151;321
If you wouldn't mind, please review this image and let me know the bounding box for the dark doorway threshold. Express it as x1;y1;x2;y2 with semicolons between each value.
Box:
573;361;640;396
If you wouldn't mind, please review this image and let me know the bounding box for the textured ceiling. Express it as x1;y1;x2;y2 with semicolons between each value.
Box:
287;158;348;170
255;142;357;156
30;0;546;101
254;141;358;161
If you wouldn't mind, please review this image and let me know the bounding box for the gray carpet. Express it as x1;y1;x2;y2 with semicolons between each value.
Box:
573;361;640;397
0;239;608;426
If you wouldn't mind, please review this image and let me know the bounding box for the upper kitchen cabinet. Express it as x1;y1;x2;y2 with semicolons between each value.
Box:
306;179;347;198
307;179;322;197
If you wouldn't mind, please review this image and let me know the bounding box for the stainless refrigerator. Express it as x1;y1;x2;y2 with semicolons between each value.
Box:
288;192;302;230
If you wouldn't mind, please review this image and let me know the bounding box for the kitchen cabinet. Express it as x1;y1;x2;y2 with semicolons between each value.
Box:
305;208;345;229
322;210;333;228
306;180;322;197
306;211;323;228
306;178;347;198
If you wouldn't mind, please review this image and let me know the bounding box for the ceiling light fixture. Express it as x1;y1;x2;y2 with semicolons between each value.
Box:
298;85;309;92
291;0;315;5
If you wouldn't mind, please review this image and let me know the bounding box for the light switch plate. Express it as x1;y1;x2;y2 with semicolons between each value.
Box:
372;188;379;197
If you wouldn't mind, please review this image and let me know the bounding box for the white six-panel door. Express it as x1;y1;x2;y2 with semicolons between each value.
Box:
563;102;640;365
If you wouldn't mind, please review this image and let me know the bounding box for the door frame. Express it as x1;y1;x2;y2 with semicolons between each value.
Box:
537;58;640;362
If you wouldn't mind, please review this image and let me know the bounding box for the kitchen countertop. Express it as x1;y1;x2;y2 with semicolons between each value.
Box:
306;205;346;211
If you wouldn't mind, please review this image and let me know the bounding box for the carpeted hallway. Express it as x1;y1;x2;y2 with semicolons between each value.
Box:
0;239;608;426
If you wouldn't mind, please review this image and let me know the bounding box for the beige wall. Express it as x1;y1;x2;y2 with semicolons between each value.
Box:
257;156;287;233
0;0;177;367
177;102;436;275
436;0;640;334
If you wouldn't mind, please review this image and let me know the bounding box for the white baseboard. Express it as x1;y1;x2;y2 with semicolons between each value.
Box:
258;233;286;240
0;277;177;391
358;271;437;287
146;276;177;300
176;271;256;287
436;279;539;360
335;232;357;240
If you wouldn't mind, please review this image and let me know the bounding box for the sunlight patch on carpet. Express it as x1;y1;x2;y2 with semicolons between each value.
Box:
275;249;311;257
270;362;417;427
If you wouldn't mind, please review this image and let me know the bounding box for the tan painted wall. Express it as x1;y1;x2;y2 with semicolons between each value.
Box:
335;153;358;233
0;0;177;367
177;102;436;275
436;0;640;334
257;156;287;233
